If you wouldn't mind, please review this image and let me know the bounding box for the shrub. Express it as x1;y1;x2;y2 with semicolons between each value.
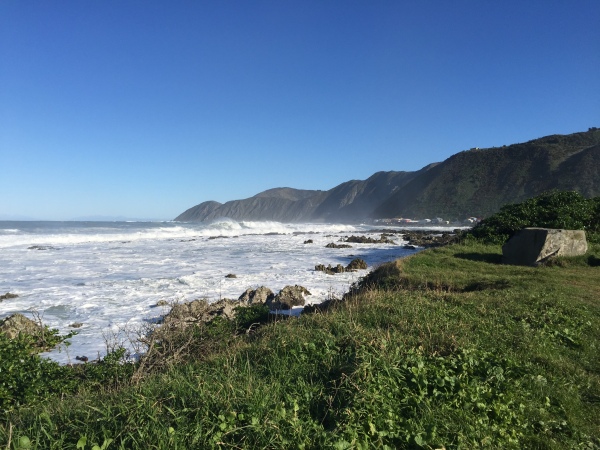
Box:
469;191;600;244
0;332;75;414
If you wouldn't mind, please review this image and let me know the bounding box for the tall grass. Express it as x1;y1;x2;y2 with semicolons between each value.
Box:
2;241;599;449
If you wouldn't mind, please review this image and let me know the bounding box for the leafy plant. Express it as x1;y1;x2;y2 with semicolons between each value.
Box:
469;191;600;244
0;332;76;414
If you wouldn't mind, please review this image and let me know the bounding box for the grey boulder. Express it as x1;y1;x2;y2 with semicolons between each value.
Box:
502;228;588;266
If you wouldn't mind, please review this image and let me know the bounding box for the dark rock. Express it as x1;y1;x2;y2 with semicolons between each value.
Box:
154;300;169;307
402;230;458;247
0;292;18;301
315;264;346;275
75;355;88;362
344;234;395;244
238;286;274;305
69;322;84;328
325;242;352;249
303;239;314;244
346;258;367;271
502;228;588;266
267;285;311;310
28;245;57;250
225;273;237;278
316;258;367;275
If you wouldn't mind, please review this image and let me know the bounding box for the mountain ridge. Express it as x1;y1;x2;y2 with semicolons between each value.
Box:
175;128;600;223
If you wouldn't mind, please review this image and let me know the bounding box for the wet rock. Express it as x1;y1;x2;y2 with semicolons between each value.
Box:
28;245;58;250
225;273;237;278
69;322;84;328
344;234;395;244
154;300;169;307
315;264;346;275
303;239;314;244
316;258;367;275
0;292;18;301
75;355;88;362
402;230;459;247
325;242;352;249
238;286;274;305
267;285;311;310
346;258;367;271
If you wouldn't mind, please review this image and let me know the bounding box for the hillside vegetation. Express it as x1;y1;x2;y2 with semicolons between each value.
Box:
2;227;599;446
176;128;600;222
469;190;600;244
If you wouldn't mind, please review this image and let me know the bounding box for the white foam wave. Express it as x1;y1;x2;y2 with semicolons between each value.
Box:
0;221;423;364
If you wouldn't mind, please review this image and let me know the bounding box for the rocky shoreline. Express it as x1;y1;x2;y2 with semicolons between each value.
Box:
0;228;462;361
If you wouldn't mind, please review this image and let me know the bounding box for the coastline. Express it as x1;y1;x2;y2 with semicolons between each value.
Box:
1;222;464;364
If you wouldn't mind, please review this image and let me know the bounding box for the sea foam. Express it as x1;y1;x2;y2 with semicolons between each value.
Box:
0;220;417;364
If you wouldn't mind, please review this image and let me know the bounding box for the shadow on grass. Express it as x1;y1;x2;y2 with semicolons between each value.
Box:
588;255;600;267
463;279;511;292
454;252;503;264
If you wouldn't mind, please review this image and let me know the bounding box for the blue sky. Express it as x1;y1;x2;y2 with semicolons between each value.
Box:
1;1;598;220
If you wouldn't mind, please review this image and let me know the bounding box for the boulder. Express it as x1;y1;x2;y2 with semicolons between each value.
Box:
0;313;44;340
315;263;345;275
502;228;588;266
315;258;367;275
346;258;367;271
0;292;18;302
267;285;311;310
165;298;240;324
325;242;352;249
238;286;274;305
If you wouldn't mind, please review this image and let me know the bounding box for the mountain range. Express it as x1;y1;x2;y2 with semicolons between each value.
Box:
175;128;600;223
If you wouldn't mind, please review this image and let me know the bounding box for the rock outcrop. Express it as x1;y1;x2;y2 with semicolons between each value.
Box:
238;286;274;305
344;234;396;244
325;242;352;249
165;298;240;325
346;258;368;271
266;285;311;310
315;258;368;275
0;313;44;339
502;228;588;266
0;292;18;302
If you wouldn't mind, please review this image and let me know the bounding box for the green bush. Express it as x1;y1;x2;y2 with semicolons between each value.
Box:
0;332;75;414
469;191;600;244
0;328;137;417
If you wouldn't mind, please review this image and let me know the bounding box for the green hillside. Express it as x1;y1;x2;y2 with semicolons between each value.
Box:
375;128;600;219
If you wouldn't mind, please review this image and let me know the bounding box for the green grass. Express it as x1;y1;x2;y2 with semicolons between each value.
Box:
2;241;600;449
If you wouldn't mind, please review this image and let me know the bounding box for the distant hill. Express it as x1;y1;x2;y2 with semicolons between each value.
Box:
174;128;600;223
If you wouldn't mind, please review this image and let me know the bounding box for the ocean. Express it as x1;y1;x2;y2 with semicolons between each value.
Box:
0;220;428;364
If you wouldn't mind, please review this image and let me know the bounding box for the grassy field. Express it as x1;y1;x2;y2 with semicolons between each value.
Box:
2;240;600;449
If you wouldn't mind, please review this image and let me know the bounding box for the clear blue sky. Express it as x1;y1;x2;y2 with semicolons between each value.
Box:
1;1;598;220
